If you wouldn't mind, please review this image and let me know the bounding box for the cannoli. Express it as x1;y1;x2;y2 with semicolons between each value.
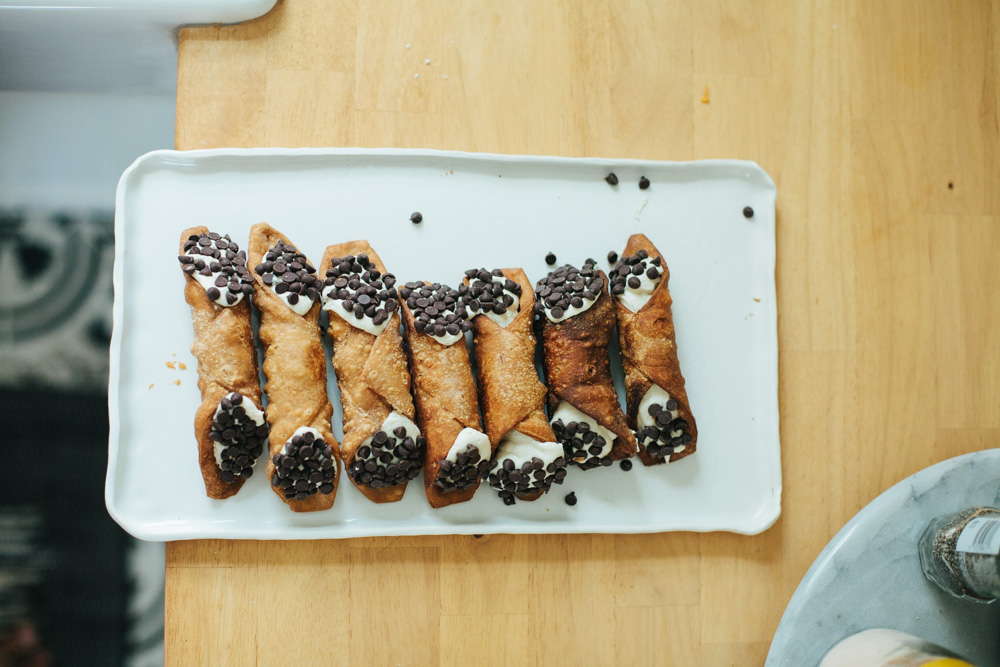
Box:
178;227;269;499
535;260;637;469
461;268;568;504
319;241;424;503
248;223;340;512
398;280;490;508
610;234;697;465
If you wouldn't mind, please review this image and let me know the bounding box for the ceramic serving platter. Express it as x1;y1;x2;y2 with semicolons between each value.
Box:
106;147;780;540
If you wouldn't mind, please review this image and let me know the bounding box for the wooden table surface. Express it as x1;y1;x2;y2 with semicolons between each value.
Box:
168;1;1000;664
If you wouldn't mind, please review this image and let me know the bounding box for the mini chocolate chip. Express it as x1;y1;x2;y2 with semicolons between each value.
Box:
545;252;556;265
564;492;577;506
743;206;754;218
607;251;618;264
639;176;650;189
605;172;618;186
620;460;633;471
410;212;423;224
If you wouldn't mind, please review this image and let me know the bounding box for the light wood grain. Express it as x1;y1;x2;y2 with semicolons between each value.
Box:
169;0;1000;663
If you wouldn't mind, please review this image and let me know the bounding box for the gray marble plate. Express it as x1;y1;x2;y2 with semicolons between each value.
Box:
766;449;1000;667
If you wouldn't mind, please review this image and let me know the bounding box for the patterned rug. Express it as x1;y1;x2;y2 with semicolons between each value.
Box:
0;208;162;667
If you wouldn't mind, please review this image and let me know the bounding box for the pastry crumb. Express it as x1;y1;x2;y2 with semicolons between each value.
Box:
171;379;181;386
166;361;176;369
179;362;187;370
632;196;649;220
753;298;761;302
148;383;154;389
701;85;710;103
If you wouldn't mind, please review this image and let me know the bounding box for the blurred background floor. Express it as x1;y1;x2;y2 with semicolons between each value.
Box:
0;90;174;667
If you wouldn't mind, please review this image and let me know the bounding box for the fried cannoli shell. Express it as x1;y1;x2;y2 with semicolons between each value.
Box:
399;289;484;509
540;272;637;461
469;269;548;444
468;269;556;501
248;223;340;512
180;226;263;499
322;240;417;504
615;233;697;466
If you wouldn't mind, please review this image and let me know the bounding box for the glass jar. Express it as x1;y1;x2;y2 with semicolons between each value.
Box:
918;506;1000;602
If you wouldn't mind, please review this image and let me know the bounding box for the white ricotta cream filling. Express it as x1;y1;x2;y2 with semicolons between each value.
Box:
270;278;313;316
194;270;245;307
637;384;686;459
493;429;563;470
430;330;464;346
616;269;661;313
444;427;491;464
361;410;420;453
475;275;520;328
543;296;598;324
280;426;322;457
212;396;265;468
550;400;615;460
322;284;393;336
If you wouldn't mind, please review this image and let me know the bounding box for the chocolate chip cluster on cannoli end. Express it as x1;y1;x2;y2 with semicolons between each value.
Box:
269;427;337;501
347;414;424;490
178;231;254;306
532;259;605;323
435;440;493;493
253;240;320;315
460;268;522;326
487;432;569;505
549;410;617;470
321;252;399;333
609;249;663;310
399;281;472;344
635;395;694;462
211;392;269;482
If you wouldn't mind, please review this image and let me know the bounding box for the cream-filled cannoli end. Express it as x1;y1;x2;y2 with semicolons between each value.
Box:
433;428;491;493
487;430;568;504
549;400;615;466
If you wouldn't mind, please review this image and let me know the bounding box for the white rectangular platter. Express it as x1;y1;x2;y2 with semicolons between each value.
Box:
106;148;780;540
